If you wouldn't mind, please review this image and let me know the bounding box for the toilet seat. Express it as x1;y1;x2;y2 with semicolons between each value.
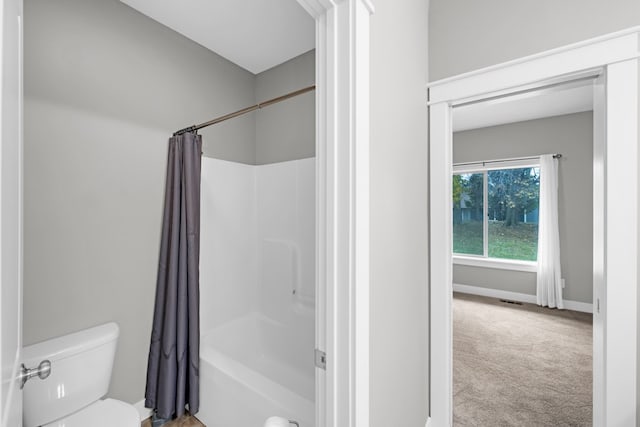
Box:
44;398;140;427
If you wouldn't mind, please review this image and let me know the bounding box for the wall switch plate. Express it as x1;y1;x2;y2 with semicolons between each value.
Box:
561;278;566;288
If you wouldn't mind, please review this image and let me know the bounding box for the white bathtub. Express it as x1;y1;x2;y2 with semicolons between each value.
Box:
197;312;315;427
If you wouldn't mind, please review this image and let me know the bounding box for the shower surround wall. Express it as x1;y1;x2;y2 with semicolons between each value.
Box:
199;157;315;426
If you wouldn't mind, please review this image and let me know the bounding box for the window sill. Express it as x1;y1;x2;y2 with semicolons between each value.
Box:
453;255;537;272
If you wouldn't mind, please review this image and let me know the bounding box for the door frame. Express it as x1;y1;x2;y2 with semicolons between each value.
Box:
1;0;374;425
295;1;374;426
427;27;640;427
0;0;24;425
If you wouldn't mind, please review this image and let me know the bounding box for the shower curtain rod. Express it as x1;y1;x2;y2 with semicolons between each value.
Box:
453;153;562;168
173;85;316;136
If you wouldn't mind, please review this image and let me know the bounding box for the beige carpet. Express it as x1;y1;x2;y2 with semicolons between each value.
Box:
453;292;592;426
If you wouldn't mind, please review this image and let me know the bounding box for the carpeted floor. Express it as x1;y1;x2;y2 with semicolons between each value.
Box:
453;292;592;426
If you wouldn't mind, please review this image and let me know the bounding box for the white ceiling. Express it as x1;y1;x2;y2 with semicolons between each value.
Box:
453;83;594;132
120;0;315;74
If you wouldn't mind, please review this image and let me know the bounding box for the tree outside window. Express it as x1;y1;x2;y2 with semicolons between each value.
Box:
453;166;540;261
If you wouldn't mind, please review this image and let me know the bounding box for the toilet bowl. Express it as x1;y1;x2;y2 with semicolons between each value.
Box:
22;323;140;427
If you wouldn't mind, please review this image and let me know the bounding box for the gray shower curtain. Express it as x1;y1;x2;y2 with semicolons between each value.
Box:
145;132;202;420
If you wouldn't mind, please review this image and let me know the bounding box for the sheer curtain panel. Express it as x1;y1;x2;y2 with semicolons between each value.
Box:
536;154;563;309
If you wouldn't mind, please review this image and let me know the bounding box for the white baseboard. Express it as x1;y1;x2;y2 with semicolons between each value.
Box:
453;283;593;313
562;299;593;313
134;399;153;422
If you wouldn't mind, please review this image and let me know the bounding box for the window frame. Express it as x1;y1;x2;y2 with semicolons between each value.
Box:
452;158;540;272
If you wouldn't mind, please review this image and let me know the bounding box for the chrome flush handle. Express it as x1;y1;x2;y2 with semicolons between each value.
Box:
20;359;51;389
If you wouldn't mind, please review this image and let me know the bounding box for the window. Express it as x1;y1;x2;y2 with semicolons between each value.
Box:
453;161;540;265
452;173;484;256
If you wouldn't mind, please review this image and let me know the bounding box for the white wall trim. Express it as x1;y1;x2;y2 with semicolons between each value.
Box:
133;399;153;422
454;283;537;304
453;283;593;313
429;101;453;427
428;30;640;105
299;1;373;426
591;70;607;426
563;299;594;314
1;0;24;424
297;0;375;18
427;25;640;89
601;57;639;427
429;28;639;427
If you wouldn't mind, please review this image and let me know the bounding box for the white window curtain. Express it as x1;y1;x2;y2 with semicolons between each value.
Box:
536;154;563;308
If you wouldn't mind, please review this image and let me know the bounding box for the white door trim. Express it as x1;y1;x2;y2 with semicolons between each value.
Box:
599;57;639;426
428;27;640;427
296;1;373;426
0;0;24;425
592;71;606;426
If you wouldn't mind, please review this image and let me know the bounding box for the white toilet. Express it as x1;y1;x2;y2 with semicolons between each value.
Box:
22;322;140;427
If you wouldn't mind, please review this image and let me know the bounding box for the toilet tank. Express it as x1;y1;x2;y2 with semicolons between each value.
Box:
22;323;120;427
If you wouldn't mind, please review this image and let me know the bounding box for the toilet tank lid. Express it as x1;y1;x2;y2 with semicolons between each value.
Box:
23;323;119;364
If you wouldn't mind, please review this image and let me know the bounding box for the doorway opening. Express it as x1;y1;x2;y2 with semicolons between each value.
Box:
450;80;595;424
1;1;373;426
428;28;639;427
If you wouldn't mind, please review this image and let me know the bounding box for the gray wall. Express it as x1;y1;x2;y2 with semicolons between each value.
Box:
453;112;594;304
255;50;315;164
370;0;430;425
429;0;640;80
24;0;256;403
